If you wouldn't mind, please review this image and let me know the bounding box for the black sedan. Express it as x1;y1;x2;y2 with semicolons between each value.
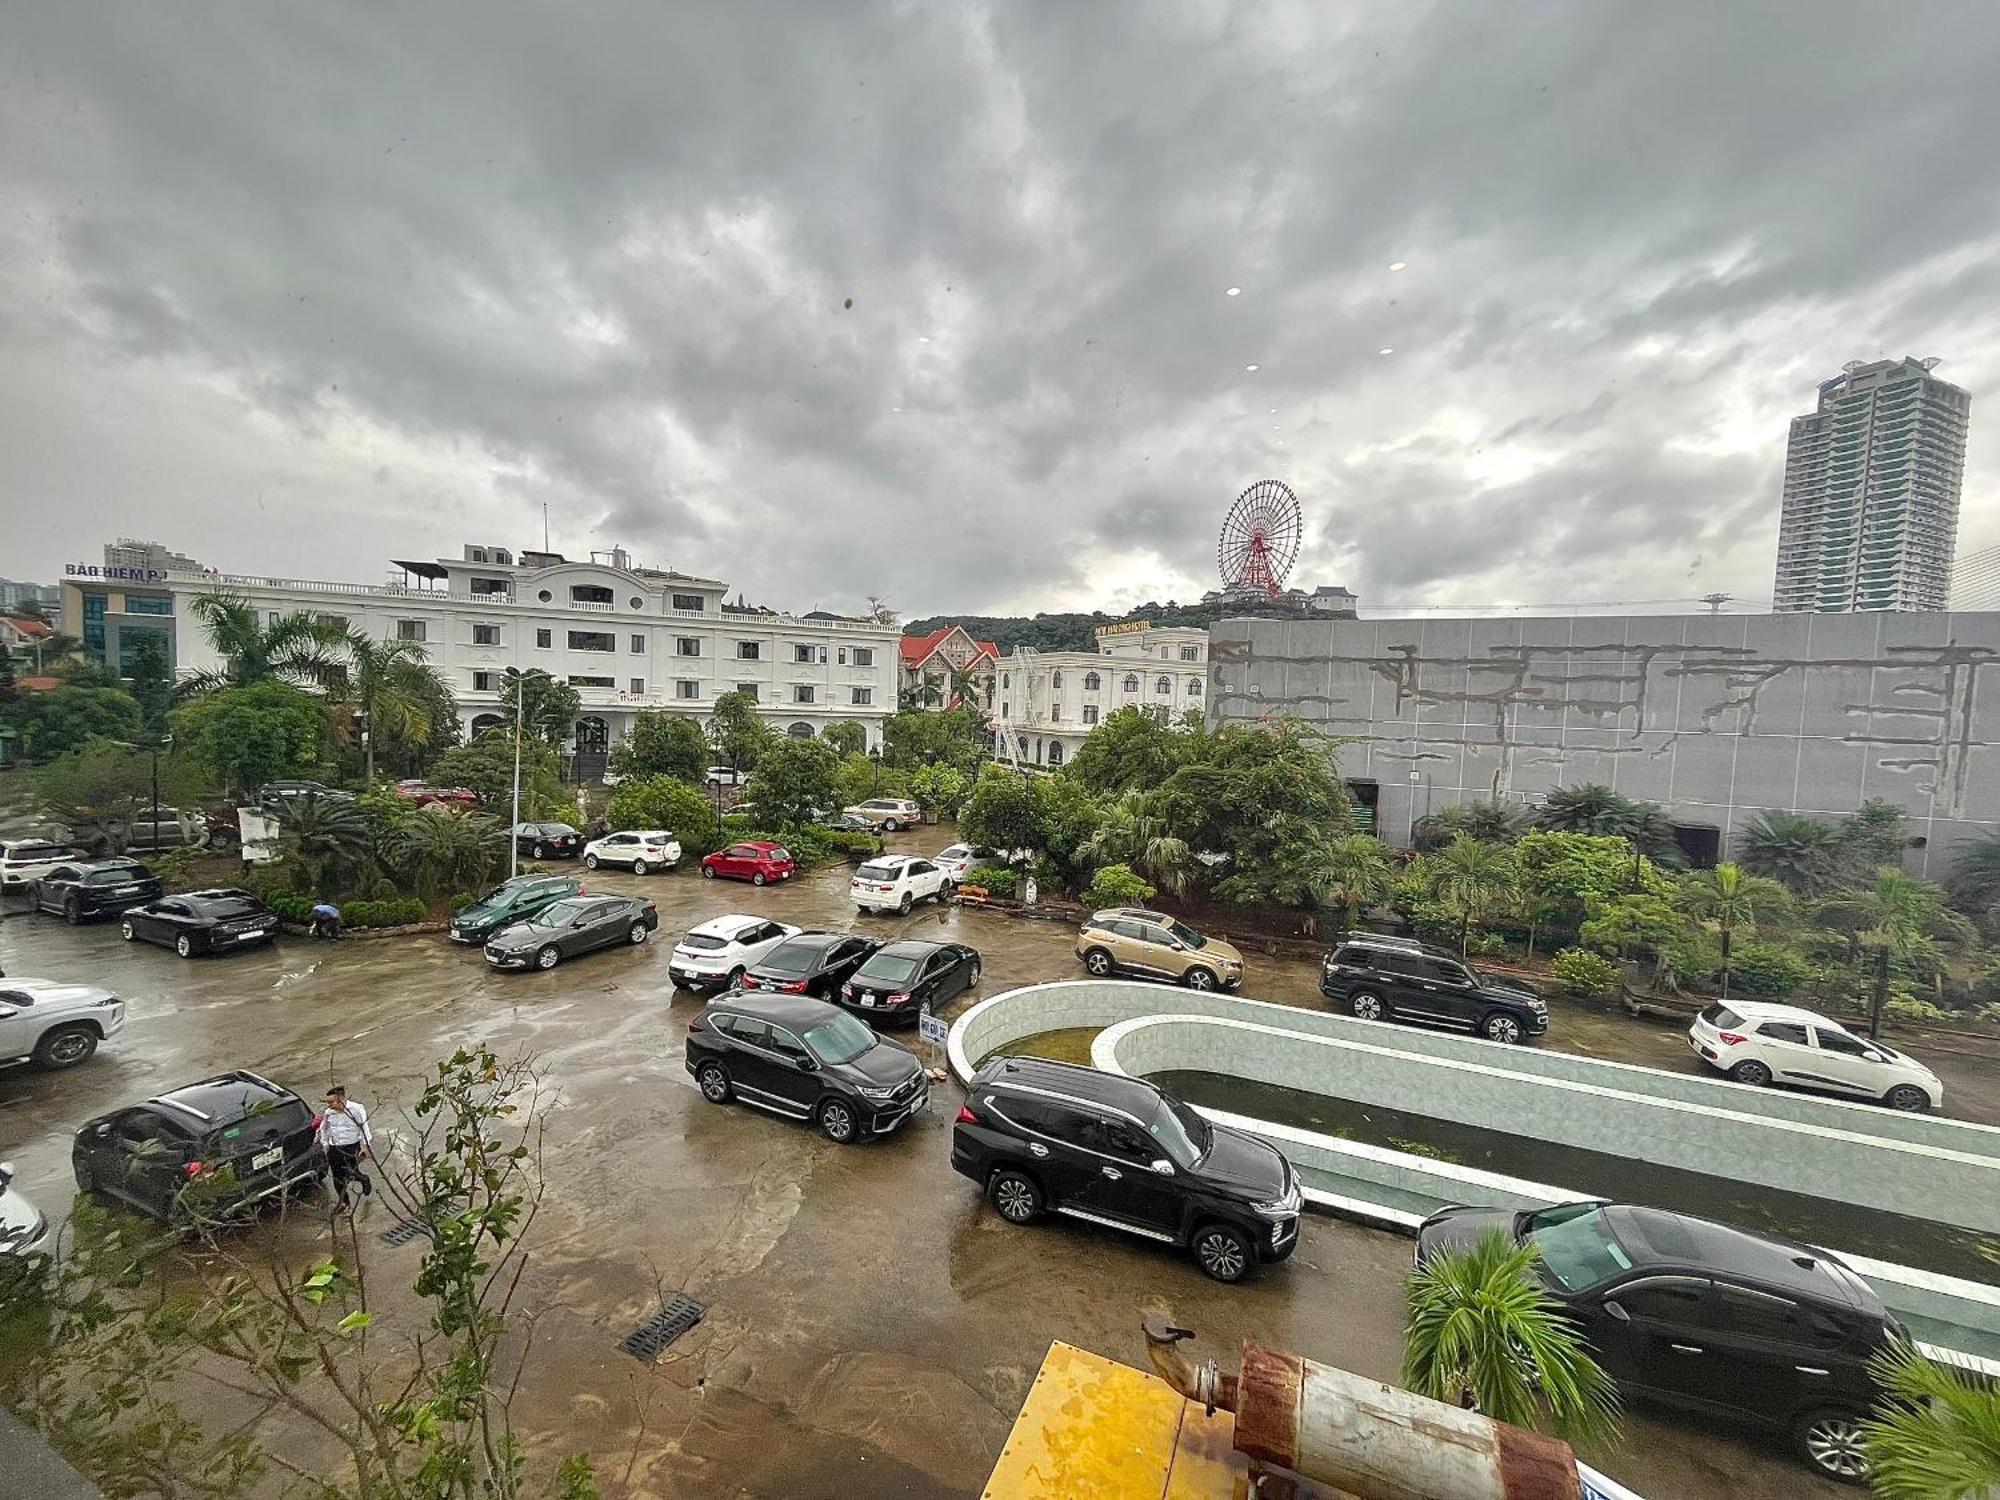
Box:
120;889;280;958
687;992;929;1143
483;894;659;971
512;822;583;859
740;932;880;1000
838;940;982;1025
33;860;164;923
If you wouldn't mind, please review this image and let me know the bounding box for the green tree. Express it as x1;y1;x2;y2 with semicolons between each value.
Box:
1153;718;1351;882
1323;832;1395;929
832;753;909;810
496;667;581;747
821;720;868;758
1534;783;1680;861
611;711;709;783
1412;801;1527;852
1417;834;1519;956
1031;774;1108;891
606;776;726;858
339;633;449;782
1677;862;1791;998
1859;1338;2000;1498
708;690;775;772
1579;890;1693;977
394;806;509;898
1212;815;1352;919
1082;792;1198;898
170;681;330;796
908;761;970;820
1947;829;2000;924
1064;706;1188;796
1513;831;1653;956
880;707;986;771
430;730;570;820
2;683;143;760
1736;811;1848;897
274;791;370;892
1084;863;1155;908
179;592;350;695
35;739;206;855
122;630;175;737
0;641;16;702
1841;798;1909;872
1402;1228;1620;1445
743;737;839;828
958;765;1043;854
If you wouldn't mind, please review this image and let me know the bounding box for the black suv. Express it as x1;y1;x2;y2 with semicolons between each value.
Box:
1417;1200;1898;1482
686;992;929;1143
32;859;164;923
120;888;280;957
741;932;880;999
1320;934;1547;1044
73;1070;324;1223
952;1056;1302;1283
449;873;584;943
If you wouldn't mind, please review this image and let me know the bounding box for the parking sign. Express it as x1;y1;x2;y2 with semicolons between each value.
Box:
918;1011;949;1047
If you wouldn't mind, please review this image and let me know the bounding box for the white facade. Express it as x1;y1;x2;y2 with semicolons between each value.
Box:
991;623;1208;768
63;544;900;754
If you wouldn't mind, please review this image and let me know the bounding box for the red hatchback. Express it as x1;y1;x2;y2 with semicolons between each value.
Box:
700;840;797;886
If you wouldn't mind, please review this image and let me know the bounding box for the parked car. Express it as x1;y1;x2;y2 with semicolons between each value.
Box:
706;765;747;787
952;1055;1301;1283
482;894;659;971
31;859;164;924
1074;908;1244;991
1319;934;1548;1045
850;853;951;914
0;1162;49;1256
741;931;880;998
1690;1001;1941;1112
686;992;929;1143
120;888;281;958
116;807;217;854
934;843;1005;883
257;780;354;808
72;1070;324;1224
700;840;797;886
839;939;981;1024
448;873;583;944
511;821;583;860
841;797;922;831
0;837;75;892
0;977;125;1070
393;779;478;808
668;914;802;992
1416;1199;1900;1483
582;829;682;874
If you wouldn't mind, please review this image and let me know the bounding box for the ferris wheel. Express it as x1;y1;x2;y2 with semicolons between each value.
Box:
1218;479;1303;597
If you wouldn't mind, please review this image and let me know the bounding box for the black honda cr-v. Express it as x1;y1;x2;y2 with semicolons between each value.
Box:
952;1055;1302;1283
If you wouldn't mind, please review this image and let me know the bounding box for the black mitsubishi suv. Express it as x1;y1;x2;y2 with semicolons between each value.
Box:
952;1055;1302;1283
1319;933;1548;1043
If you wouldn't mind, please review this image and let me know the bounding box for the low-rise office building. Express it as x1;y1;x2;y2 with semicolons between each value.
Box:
992;622;1208;768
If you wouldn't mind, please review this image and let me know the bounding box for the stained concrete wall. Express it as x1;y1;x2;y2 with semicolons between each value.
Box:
1206;611;2000;873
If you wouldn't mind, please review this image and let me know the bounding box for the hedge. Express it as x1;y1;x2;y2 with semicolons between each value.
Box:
264;893;427;928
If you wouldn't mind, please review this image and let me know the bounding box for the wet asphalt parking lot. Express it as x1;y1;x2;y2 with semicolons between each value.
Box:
5;828;1974;1498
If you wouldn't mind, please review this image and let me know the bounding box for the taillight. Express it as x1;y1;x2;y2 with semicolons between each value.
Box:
954;1105;977;1125
687;1014;706;1033
184;1160;208;1177
887;992;913;1006
779;980;808;994
841;983;854;997
1719;1031;1747;1046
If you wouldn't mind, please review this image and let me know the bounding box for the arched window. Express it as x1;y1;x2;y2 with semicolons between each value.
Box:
1155;676;1171;695
1084;671;1101;691
1051;669;1063;689
787;721;816;739
1047;741;1066;766
1187;678;1203;697
1122;673;1140;693
470;712;504;736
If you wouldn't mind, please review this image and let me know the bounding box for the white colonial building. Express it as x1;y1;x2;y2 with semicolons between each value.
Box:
991;622;1209;768
60;542;901;762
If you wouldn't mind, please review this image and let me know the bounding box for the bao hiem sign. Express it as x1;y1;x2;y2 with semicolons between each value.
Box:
66;564;167;582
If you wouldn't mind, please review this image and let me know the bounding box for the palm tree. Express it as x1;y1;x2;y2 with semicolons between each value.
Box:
394;806;508;898
1422;834;1518;956
1534;784;1639;836
1859;1338;2000;1497
180;593;349;696
1082;794;1197;897
1402;1229;1620;1445
1947;830;2000;923
1737;810;1848;897
1324;833;1395;930
1412;801;1526;852
1677;862;1789;998
275;793;370;892
339;633;447;782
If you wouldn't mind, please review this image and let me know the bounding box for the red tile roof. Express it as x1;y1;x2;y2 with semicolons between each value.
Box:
16;676;62;693
2;616;52;639
900;627;999;667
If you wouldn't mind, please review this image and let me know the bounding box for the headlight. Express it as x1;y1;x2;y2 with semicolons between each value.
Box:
1253;1198;1297;1219
858;1085;895;1101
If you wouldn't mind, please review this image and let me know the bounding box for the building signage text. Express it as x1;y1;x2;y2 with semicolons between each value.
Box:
1095;620;1150;638
65;564;168;583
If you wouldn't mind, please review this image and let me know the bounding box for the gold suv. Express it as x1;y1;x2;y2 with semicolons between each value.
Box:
1074;908;1245;991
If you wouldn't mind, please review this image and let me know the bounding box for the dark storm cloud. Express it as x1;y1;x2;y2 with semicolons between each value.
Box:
4;2;1999;615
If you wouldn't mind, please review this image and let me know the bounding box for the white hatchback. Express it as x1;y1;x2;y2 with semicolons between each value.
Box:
668;915;802;991
581;830;681;875
1689;1000;1942;1112
851;854;950;915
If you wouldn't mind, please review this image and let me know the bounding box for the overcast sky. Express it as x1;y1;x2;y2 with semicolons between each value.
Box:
5;3;1999;620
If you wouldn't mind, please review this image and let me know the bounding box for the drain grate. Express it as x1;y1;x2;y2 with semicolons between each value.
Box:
379;1219;427;1247
618;1294;706;1361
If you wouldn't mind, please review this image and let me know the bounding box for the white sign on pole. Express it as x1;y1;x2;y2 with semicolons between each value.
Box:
237;807;281;864
918;1011;949;1047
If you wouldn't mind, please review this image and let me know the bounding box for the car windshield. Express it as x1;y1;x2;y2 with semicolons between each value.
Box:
1165;919;1207;950
678;933;729;952
803;1011;877;1066
760;939;823;975
856;861;899;881
531;899;590;927
1523;1205;1634;1290
1148;1098;1211;1168
199;898;259;919
86;867;146;885
856;952;921;985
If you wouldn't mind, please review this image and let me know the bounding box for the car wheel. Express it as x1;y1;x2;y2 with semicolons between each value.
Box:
1792;1408;1868;1483
884;819;901;832
584;854;600;870
175;934;195;959
34;1025;98;1070
753;873;766;887
967;960;982;987
73;1157;96;1194
1083;947;1114;977
1183;967;1219;992
1884;1084;1931;1112
120;919;137;941
1481;1013;1523;1045
697;1061;733;1103
725;967;745;990
628;922;648;946
818;1098;858;1144
990;1169;1043;1223
1729;1059;1773;1087
898;892;914;915
1350;991;1385;1021
65;895;84;925
702;865;716;879
631;858;648;876
535;945;561;970
1192;1222;1254;1283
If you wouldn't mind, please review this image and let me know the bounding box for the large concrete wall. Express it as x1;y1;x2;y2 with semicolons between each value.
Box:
1207;611;2000;873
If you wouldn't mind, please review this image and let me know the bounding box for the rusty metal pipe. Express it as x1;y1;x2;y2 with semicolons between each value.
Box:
1141;1316;1237;1413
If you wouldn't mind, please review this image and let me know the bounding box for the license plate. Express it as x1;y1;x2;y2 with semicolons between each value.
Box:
250;1146;283;1170
860;995;876;1007
235;930;262;942
116;885;140;895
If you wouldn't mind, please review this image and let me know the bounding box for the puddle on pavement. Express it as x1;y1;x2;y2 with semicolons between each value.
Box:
1150;1069;2000;1288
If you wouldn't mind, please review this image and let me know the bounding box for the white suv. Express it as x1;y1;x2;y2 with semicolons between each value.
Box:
668;915;802;991
1690;1001;1942;1112
0;839;75;891
0;978;126;1071
842;798;922;832
581;830;682;875
851;855;949;914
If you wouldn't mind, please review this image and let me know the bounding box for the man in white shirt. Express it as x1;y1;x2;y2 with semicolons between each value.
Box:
318;1085;374;1211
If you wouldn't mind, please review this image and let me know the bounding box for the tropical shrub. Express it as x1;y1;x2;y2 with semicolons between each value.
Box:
820;829;885;864
1551;947;1619;996
1884;996;1951;1023
606;776;725;859
970;867;1021;899
1084;863;1155;909
1724;941;1815;998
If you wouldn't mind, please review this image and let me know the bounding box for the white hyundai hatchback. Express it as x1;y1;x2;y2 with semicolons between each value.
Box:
850;854;949;915
667;914;802;992
581;829;682;875
1689;1000;1942;1112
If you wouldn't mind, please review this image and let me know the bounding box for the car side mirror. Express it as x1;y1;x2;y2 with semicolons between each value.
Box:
1602;1299;1630;1323
1149;1159;1175;1177
93;1123;113;1139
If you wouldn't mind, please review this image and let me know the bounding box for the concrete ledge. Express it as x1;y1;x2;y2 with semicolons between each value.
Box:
0;1407;100;1500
